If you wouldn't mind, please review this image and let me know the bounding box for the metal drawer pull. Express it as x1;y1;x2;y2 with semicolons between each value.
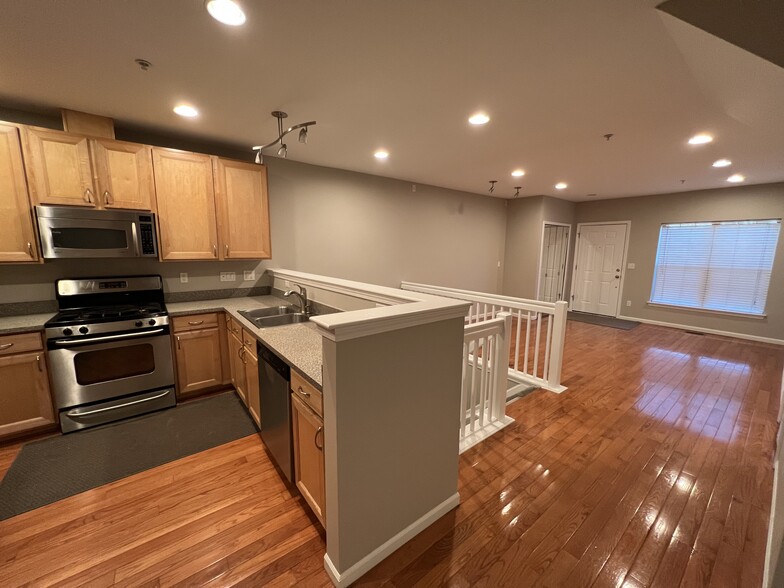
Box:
0;343;14;350
187;320;204;326
66;390;170;418
297;385;310;398
315;426;324;450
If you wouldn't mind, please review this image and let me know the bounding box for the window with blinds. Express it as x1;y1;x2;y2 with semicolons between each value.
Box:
650;219;781;316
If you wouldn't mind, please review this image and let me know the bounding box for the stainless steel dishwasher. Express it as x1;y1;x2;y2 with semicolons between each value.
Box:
258;342;294;482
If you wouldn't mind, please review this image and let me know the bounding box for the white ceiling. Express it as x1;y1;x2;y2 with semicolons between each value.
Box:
1;0;782;201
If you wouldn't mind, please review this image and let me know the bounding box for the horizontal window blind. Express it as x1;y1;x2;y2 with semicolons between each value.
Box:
650;219;781;315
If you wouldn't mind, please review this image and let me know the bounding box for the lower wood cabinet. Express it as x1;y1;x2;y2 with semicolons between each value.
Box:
0;332;56;440
292;383;325;526
172;313;230;399
225;314;260;426
228;328;247;405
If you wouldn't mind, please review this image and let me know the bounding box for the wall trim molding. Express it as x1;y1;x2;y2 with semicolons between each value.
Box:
323;492;460;587
617;314;784;346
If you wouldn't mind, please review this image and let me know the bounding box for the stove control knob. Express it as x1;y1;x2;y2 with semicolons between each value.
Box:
79;326;89;334
63;328;73;336
135;320;143;328
148;319;156;326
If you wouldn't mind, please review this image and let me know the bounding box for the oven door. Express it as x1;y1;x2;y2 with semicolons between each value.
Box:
38;216;140;259
47;328;175;409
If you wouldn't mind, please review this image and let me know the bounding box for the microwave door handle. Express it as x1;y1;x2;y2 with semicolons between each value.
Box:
54;328;165;347
131;222;140;256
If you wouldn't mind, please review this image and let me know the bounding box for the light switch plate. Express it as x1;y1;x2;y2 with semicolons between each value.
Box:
220;272;236;282
627;262;636;269
179;272;188;284
626;300;632;307
243;270;255;281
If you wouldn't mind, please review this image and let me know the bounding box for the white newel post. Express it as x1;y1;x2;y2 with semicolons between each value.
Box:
493;312;512;421
547;301;568;392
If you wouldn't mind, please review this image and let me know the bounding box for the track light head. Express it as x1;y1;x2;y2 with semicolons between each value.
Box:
255;150;262;164
298;127;308;144
253;111;316;161
277;143;288;158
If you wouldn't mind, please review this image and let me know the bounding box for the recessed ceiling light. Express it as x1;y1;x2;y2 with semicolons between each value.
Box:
173;104;199;118
688;133;713;145
712;159;732;168
205;0;246;26
374;150;389;160
555;182;568;190
468;113;490;125
511;169;525;177
727;174;745;183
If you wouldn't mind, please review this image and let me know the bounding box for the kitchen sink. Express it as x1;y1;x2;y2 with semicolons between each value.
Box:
249;312;310;328
239;305;297;319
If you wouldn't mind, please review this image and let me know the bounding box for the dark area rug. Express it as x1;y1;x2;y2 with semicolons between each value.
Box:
0;392;257;520
568;311;640;330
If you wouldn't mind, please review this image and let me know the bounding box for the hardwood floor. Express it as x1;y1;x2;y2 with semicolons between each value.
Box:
0;320;781;587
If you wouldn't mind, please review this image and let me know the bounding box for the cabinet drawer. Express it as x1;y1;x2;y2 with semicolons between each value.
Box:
242;328;256;349
226;314;241;337
172;313;219;333
291;369;322;417
0;332;43;356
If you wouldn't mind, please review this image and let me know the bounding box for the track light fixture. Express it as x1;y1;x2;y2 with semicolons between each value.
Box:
252;111;316;163
488;180;497;194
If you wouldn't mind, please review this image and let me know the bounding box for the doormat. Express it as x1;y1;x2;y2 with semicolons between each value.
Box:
0;392;257;520
568;311;640;330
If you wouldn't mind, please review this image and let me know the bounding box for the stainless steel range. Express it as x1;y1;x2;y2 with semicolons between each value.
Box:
45;275;176;433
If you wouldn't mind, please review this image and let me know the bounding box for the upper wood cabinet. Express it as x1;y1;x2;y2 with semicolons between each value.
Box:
22;127;155;211
152;148;219;261
91;139;155;210
23;127;95;207
214;159;271;259
0;124;39;263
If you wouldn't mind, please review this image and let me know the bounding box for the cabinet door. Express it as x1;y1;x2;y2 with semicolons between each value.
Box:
292;393;325;525
22;128;96;207
214;158;271;259
91;139;155;211
152;148;219;261
0;351;56;439
229;331;247;405
174;327;223;398
244;345;260;426
0;124;38;262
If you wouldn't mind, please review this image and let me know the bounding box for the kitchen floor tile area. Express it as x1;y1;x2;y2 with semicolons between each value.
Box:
0;320;781;586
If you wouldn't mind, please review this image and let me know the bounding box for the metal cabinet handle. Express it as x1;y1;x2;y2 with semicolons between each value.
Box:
225;244;229;256
297;385;311;398
213;244;217;257
0;343;14;350
315;426;324;450
36;355;43;372
187;320;204;326
240;346;247;364
176;335;181;350
66;390;170;417
27;242;33;256
85;188;94;203
103;190;113;205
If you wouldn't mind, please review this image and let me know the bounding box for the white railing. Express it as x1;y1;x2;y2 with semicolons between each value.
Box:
401;282;568;393
459;312;514;453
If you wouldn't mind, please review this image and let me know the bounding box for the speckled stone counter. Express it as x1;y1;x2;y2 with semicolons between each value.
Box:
168;295;325;387
0;313;55;335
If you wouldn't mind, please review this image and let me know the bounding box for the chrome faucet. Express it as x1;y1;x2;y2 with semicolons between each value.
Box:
284;284;311;315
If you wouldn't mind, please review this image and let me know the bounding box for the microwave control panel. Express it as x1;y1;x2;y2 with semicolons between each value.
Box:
138;215;158;256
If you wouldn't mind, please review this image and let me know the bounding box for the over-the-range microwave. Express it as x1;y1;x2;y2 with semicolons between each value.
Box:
36;205;158;259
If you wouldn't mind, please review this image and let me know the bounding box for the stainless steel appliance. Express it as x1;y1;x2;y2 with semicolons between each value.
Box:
258;342;293;482
45;275;175;433
36;205;158;259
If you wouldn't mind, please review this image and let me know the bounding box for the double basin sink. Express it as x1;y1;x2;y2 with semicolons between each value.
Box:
239;305;311;328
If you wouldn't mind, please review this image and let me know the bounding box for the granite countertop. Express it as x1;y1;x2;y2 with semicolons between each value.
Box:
0;295;325;388
168;296;325;388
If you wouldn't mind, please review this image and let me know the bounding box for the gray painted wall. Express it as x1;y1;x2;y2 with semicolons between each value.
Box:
575;182;784;340
502;196;544;299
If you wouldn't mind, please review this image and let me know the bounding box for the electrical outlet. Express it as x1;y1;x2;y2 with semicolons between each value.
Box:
627;262;636;269
243;270;255;281
497;260;501;268
220;272;236;282
179;272;188;284
412;184;417;192
626;300;632;307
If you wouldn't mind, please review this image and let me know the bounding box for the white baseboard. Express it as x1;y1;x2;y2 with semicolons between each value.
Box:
616;314;784;346
323;492;461;587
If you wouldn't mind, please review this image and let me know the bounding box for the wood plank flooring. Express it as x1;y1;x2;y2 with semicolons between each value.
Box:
0;320;781;587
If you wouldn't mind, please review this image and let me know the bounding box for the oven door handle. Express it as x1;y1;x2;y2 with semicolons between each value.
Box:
66;390;171;418
53;328;166;347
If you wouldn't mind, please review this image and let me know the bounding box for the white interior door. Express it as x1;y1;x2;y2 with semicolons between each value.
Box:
539;224;570;303
572;223;627;316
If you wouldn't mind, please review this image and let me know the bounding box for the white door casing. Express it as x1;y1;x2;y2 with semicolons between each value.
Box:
571;222;629;316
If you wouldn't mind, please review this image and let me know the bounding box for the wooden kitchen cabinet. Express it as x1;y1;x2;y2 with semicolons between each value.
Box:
0;124;39;263
244;341;261;426
214;158;271;259
228;329;247;405
226;319;261;426
23;126;155;211
152;148;219;261
292;391;325;526
172;312;229;399
0;332;56;440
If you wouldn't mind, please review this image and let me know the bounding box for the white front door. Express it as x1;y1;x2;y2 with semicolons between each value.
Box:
572;223;627;316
